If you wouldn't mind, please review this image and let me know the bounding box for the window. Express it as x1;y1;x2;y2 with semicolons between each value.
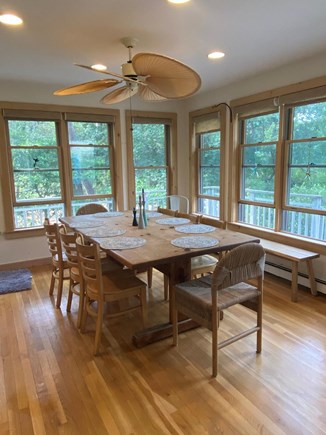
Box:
67;119;115;214
6;116;64;229
283;100;326;239
238;111;279;229
1;106;120;232
233;84;326;242
190;107;227;219
126;111;177;210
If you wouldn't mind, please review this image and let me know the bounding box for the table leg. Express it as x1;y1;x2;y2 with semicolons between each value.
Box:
291;261;298;302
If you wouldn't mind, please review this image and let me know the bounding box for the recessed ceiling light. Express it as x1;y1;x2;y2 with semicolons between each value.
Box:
0;14;23;25
91;64;107;71
168;0;191;4
208;51;225;60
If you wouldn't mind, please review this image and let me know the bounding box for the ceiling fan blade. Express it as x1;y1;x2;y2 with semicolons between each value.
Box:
138;85;167;101
53;79;119;96
132;53;201;99
75;63;146;86
100;84;139;105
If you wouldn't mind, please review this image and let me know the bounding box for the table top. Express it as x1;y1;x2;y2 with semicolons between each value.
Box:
61;211;260;270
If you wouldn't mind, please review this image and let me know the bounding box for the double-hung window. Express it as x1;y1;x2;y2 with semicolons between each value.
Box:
66;114;116;214
238;108;279;229
1;106;120;232
126;111;177;210
5;111;64;229
282;99;326;240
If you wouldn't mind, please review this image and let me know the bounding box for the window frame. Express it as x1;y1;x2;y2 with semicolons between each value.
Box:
230;77;326;253
125;110;177;210
0;102;121;237
189;105;228;220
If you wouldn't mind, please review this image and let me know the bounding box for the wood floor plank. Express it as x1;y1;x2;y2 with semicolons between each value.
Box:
0;264;325;434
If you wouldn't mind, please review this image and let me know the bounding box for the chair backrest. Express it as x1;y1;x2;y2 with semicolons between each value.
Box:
157;207;177;216
167;195;189;213
59;228;79;270
44;220;64;264
176;211;200;223
76;236;103;298
212;243;265;291
76;203;108;216
199;215;226;229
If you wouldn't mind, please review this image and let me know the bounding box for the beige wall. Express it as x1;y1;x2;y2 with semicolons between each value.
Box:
1;52;326;292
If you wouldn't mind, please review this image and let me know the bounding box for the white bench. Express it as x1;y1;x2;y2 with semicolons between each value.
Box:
259;239;320;302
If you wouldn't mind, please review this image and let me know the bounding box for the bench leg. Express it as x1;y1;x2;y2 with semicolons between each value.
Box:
307;259;318;296
291;262;298;302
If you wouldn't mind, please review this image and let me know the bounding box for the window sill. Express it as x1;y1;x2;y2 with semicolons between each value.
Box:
227;222;326;256
3;227;45;239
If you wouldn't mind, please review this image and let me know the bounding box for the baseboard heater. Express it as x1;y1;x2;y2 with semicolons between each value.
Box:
266;260;326;287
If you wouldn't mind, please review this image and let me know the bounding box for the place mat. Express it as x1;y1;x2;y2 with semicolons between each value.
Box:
74;220;104;229
81;227;126;238
156;217;190;226
94;236;146;250
146;211;163;218
171;236;219;249
175;224;216;234
92;211;125;218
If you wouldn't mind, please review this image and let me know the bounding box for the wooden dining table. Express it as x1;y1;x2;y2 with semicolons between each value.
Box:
61;211;260;347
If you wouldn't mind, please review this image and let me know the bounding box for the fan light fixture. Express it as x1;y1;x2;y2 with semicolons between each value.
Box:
168;0;191;3
0;13;23;25
208;51;225;60
91;64;107;71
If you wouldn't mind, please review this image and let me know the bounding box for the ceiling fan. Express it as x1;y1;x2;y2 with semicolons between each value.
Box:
53;37;201;104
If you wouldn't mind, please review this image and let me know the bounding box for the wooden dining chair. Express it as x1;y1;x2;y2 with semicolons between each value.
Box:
76;236;147;355
157;207;177;216
76;203;108;216
172;242;265;377
43;219;70;308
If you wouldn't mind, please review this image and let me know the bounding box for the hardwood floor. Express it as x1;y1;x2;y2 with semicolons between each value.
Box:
1;265;325;434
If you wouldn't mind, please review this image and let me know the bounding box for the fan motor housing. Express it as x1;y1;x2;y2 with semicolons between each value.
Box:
121;61;137;78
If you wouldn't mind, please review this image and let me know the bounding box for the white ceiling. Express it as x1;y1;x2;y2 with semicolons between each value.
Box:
1;0;326;103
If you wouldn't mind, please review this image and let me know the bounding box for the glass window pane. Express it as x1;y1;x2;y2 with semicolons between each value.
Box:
135;168;167;208
72;169;112;196
11;149;61;201
201;131;220;148
242;168;275;203
287;141;326;210
14;203;64;228
201;148;220;166
244;112;279;143
282;210;326;240
243;144;276;165
71;147;110;168
292;101;326;140
8;120;57;146
68;121;109;145
239;203;275;229
133;124;166;167
198;198;220;217
200;167;220;195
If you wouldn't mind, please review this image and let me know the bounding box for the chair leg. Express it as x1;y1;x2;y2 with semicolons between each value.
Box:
172;287;178;346
94;302;104;356
212;309;219;377
49;266;56;296
80;295;89;333
147;267;153;289
76;282;84;330
55;268;64;309
66;278;73;312
257;290;263;353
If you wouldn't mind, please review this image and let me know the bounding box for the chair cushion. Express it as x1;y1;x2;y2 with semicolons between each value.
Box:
191;254;218;270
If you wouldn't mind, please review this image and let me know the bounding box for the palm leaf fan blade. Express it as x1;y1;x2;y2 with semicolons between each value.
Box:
53;79;119;95
132;53;201;99
101;84;138;105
